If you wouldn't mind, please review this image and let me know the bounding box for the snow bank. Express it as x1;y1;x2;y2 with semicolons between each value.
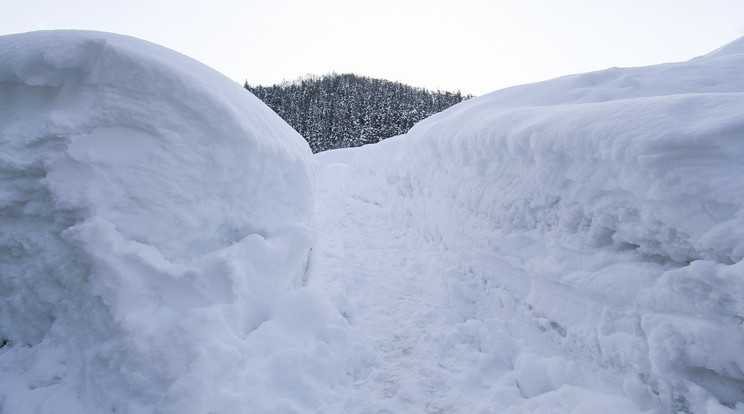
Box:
347;37;744;412
0;31;315;413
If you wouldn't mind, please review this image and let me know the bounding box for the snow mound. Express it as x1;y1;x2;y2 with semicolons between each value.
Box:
0;31;315;413
705;34;744;58
347;44;744;412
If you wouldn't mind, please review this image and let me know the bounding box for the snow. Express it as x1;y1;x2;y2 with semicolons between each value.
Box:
344;34;744;413
2;30;744;414
0;30;315;413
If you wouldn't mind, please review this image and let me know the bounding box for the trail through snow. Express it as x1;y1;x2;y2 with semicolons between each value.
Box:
4;31;744;414
306;150;644;413
313;160;469;412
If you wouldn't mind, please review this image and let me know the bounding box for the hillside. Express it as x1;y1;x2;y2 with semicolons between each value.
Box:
245;73;471;152
1;30;743;414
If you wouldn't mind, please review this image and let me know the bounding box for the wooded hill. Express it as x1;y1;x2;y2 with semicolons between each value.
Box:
245;73;472;152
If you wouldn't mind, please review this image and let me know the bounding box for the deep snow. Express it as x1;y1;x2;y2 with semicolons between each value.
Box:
344;38;744;412
1;30;743;414
0;30;315;413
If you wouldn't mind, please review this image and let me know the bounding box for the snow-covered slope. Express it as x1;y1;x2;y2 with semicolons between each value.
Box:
346;36;744;413
0;31;315;413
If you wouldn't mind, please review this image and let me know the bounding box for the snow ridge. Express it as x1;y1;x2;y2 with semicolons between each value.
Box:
0;30;314;413
346;41;744;412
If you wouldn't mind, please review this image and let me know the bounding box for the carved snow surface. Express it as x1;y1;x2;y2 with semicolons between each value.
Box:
2;31;744;413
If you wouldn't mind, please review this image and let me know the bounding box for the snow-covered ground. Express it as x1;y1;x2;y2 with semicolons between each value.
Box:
1;30;743;413
343;37;744;413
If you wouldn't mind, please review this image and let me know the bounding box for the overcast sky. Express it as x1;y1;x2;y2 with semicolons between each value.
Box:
4;0;744;95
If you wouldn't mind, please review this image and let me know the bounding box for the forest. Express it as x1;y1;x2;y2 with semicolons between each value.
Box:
245;73;472;152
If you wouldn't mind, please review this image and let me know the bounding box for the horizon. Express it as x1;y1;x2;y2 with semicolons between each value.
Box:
4;1;744;96
244;71;477;95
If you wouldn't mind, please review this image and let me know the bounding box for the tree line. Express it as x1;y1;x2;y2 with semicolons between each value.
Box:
245;73;472;153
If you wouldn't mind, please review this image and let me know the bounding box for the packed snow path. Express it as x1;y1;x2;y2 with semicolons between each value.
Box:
312;157;478;412
306;151;643;413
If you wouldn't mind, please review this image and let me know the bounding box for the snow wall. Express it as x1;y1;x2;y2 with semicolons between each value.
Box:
348;39;744;412
0;31;315;413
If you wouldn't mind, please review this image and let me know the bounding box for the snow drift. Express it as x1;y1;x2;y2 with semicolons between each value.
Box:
0;31;315;413
347;37;744;412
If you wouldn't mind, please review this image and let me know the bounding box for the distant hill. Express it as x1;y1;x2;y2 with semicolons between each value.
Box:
245;73;472;152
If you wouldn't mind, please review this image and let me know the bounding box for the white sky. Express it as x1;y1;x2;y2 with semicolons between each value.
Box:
3;0;744;95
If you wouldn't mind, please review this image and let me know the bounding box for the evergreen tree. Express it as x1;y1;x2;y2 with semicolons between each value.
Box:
244;73;473;153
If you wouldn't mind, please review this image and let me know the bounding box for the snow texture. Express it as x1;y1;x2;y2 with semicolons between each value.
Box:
346;36;744;413
2;30;744;414
0;30;314;413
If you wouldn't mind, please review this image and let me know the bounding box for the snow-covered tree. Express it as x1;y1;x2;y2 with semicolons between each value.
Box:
245;73;472;152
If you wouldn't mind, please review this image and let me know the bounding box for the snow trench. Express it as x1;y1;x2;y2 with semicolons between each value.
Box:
2;30;744;414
